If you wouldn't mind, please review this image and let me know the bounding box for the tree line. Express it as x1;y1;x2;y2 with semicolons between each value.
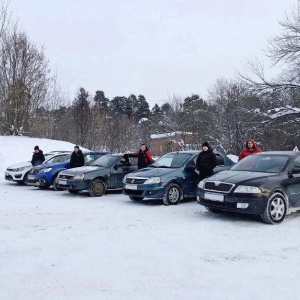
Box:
1;2;300;155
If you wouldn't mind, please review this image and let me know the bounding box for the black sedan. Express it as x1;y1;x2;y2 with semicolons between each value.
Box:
197;151;300;224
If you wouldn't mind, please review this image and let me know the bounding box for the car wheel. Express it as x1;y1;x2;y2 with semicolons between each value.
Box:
261;192;287;224
205;207;220;213
89;179;105;197
53;177;63;191
162;183;181;205
129;196;144;201
68;189;79;194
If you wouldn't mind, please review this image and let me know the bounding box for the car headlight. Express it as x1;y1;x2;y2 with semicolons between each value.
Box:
73;173;84;180
39;168;52;173
12;167;28;172
198;180;205;189
233;185;261;193
144;177;160;184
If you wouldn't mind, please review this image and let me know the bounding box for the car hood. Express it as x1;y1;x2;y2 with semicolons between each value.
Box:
206;170;278;184
60;166;100;175
127;167;177;178
7;161;32;168
34;161;69;170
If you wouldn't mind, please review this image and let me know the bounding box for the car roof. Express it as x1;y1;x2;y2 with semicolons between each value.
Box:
255;151;300;156
82;151;113;155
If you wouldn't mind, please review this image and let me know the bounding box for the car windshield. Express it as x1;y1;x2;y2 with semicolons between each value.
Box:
47;154;71;163
231;154;290;173
91;155;119;167
151;153;192;168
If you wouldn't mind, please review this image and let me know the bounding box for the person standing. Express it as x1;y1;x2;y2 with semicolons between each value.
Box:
238;139;262;161
125;143;154;169
31;145;45;166
196;142;217;181
70;145;85;168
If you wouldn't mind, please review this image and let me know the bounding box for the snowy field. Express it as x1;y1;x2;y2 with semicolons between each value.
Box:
1;136;300;300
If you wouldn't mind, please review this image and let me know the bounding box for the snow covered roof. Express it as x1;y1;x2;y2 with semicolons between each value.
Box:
151;131;193;139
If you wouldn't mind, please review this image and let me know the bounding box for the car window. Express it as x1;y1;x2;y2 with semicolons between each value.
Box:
291;156;300;171
85;154;95;164
215;155;224;166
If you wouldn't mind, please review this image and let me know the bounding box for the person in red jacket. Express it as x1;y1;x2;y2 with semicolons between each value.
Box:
238;138;262;161
125;144;154;169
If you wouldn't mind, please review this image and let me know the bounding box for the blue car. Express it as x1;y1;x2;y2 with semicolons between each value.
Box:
123;150;235;205
26;151;111;189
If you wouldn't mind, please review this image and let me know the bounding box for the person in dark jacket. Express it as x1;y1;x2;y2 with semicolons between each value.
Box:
31;145;45;166
196;142;217;181
238;138;262;161
125;144;154;169
70;145;85;168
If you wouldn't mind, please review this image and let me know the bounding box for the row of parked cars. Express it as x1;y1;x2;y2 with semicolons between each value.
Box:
5;149;300;224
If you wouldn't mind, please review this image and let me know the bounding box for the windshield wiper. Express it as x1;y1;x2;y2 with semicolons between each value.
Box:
158;165;170;168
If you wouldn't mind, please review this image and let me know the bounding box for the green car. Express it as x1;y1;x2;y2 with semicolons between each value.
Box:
56;154;138;196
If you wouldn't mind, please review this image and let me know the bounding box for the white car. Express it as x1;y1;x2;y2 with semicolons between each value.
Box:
4;151;71;184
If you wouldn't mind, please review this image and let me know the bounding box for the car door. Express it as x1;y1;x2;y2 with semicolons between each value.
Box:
109;157;136;189
182;155;199;197
286;155;300;207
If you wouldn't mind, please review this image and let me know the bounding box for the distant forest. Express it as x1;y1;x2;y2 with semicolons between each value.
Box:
1;2;300;154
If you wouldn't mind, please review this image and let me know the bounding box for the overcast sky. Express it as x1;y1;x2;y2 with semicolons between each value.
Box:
10;0;296;107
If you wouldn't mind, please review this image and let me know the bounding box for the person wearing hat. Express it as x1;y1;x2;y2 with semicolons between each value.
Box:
196;142;217;181
70;145;85;168
31;145;45;166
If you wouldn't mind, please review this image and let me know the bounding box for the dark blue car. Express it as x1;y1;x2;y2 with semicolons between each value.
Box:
123;150;234;205
26;151;111;189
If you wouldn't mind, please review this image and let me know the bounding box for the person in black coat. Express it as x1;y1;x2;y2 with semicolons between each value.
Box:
196;142;217;181
70;145;85;168
31;145;45;166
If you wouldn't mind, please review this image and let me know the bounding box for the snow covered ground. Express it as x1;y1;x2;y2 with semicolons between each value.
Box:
1;136;300;300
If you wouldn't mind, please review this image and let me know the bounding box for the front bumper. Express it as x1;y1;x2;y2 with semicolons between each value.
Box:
197;188;269;215
123;182;165;199
56;178;90;191
26;174;51;187
5;171;26;182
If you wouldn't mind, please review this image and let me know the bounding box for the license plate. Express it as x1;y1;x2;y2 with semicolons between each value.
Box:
28;175;35;180
204;192;224;202
58;180;67;185
125;184;138;190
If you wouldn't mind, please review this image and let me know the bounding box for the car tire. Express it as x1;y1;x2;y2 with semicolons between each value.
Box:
162;183;181;205
68;189;79;194
205;207;221;213
261;192;287;224
129;196;144;201
53;177;63;191
89;179;105;197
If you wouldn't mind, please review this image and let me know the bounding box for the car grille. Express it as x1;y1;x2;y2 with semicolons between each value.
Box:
124;189;144;196
200;199;236;209
125;178;147;184
58;174;74;180
204;181;234;193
